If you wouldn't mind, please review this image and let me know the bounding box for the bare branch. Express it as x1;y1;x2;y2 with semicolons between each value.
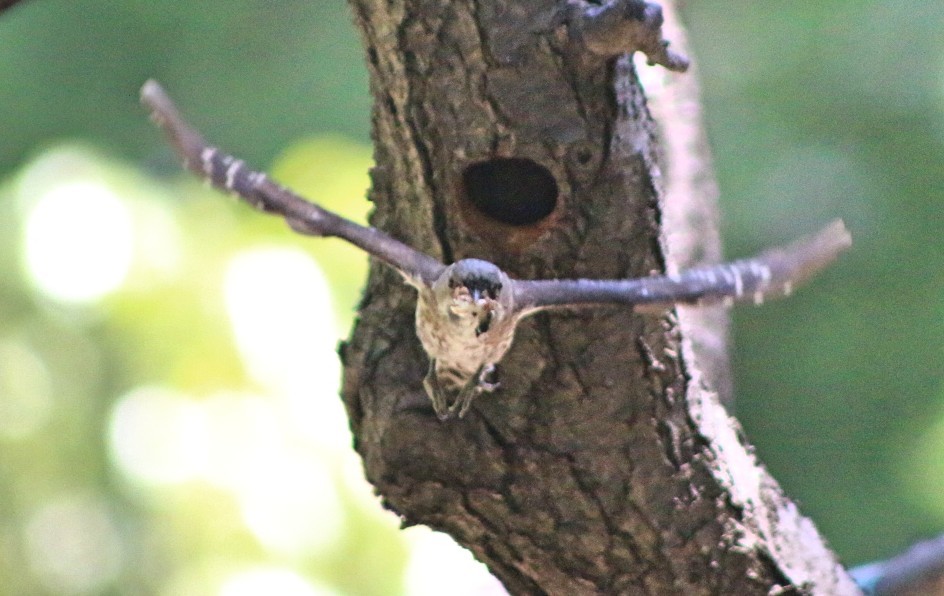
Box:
141;77;851;428
139;80;445;287
515;220;850;310
852;533;944;595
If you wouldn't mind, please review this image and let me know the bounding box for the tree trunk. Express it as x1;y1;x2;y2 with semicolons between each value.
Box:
340;0;859;593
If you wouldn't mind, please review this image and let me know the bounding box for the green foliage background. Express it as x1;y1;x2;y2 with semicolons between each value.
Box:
1;0;943;593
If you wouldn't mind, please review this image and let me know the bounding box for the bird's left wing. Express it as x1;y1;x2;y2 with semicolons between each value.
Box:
513;220;851;315
140;80;446;288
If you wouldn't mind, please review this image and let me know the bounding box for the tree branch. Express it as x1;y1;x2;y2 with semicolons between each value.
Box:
142;80;848;316
140;80;445;287
851;533;944;596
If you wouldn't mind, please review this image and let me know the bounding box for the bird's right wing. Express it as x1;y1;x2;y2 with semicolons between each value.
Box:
140;80;446;288
513;220;851;315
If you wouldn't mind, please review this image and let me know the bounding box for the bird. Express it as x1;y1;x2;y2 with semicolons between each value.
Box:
140;80;852;420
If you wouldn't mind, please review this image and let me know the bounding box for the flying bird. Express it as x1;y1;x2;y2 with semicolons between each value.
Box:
140;80;851;420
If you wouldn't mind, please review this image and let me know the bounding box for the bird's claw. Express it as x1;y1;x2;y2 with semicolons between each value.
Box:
446;365;500;418
424;359;452;420
425;362;501;420
477;365;499;392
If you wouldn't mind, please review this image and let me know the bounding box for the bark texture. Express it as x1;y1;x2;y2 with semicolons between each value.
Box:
340;0;859;593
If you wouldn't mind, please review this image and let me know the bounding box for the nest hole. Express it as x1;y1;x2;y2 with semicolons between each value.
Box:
461;158;558;227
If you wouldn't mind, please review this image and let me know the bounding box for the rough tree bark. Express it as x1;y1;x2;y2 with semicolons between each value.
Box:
340;0;859;593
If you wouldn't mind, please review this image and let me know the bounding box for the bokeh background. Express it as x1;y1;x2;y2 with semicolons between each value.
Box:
0;0;942;594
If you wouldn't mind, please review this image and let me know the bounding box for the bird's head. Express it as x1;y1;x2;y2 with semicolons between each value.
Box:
436;259;509;336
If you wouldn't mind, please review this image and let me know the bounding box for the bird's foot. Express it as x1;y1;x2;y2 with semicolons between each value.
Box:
477;364;500;393
446;364;500;418
423;360;452;420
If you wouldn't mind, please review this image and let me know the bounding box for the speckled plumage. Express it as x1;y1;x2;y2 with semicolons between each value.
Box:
413;260;517;418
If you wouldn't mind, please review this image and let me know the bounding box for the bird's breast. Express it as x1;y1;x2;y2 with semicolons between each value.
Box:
414;292;516;374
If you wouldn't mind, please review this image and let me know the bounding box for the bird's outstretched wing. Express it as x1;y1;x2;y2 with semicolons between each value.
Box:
513;220;851;314
140;79;446;288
